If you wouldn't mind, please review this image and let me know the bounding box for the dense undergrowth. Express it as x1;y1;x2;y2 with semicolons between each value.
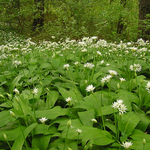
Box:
0;31;150;150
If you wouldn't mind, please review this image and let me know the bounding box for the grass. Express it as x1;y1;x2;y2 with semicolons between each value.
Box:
0;30;150;150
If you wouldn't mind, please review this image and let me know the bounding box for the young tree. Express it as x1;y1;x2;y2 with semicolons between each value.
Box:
139;0;150;40
32;0;44;31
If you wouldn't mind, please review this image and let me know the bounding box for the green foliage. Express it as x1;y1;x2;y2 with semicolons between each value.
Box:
1;31;150;149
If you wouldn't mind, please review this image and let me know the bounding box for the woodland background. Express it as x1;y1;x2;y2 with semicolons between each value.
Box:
0;0;150;42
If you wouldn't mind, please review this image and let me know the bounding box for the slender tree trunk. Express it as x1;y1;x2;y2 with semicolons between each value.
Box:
138;0;150;40
32;0;44;31
117;0;127;34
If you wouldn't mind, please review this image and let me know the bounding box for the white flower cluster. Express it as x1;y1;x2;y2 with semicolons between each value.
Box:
86;84;95;92
108;70;118;76
13;60;21;66
39;117;48;123
65;97;72;103
146;82;150;93
84;62;95;69
112;99;127;114
121;141;133;149
32;87;38;95
101;75;112;84
63;64;70;70
129;63;142;72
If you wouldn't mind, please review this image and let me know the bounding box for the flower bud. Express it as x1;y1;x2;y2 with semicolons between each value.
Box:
142;139;146;145
3;133;7;140
67;120;71;128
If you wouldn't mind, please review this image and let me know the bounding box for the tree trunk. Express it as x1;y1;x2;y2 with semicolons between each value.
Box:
139;0;150;40
117;0;126;34
32;0;44;31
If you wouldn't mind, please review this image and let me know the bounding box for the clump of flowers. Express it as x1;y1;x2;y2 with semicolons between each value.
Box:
146;82;150;93
121;141;133;149
32;87;38;95
63;64;70;70
91;118;97;123
101;75;112;85
84;62;95;69
108;70;118;76
13;88;19;95
13;60;21;67
112;99;127;115
76;128;82;134
86;84;95;92
39;117;48;123
119;78;126;83
129;63;142;72
65;97;72;104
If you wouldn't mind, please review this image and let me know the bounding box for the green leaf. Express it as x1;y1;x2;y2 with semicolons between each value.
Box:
32;134;51;150
11;74;23;92
40;63;51;69
82;126;114;146
119;112;140;136
11;123;37;150
46;90;59;108
35;106;68;120
133;104;150;132
0;126;25;141
78;109;95;126
0;111;15;128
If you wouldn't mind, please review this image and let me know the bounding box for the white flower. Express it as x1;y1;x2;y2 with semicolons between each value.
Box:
76;129;82;134
129;64;142;72
101;75;112;84
106;63;110;66
108;70;118;76
32;87;38;95
119;78;126;83
81;48;87;52
146;82;150;93
84;62;95;69
63;64;70;70
74;61;79;66
39;117;48;123
121;141;133;149
86;84;95;92
66;97;72;103
97;51;102;56
91;118;97;123
13;88;19;95
100;60;104;64
112;99;127;114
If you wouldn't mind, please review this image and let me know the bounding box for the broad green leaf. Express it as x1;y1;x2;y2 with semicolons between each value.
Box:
40;63;51;69
58;87;82;104
11;123;37;150
82;126;114;146
0;111;15;128
0;126;25;141
35;106;68;120
78;109;95;126
32;134;51;150
11;74;23;92
119;112;140;136
133;104;150;132
115;89;140;107
34;124;57;135
130;129;150;142
46;90;59;108
28;65;37;75
51;58;61;69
